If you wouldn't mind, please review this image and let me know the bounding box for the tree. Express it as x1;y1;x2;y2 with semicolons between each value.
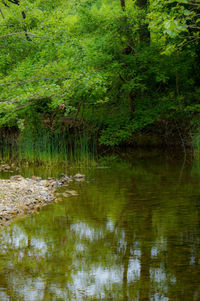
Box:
0;0;199;148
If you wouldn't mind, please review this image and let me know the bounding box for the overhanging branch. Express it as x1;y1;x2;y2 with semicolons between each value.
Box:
0;32;45;39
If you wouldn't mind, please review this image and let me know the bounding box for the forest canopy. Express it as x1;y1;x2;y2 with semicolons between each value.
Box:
0;0;199;147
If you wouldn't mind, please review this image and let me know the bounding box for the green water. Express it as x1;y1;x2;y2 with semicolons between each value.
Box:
0;151;200;300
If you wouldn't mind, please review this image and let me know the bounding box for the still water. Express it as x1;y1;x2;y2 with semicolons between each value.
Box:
0;151;200;300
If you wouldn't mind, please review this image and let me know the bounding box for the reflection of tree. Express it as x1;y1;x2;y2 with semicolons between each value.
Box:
139;210;152;301
0;154;200;300
122;229;131;301
113;185;154;301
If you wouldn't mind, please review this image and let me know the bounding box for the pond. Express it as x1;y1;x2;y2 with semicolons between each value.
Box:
0;151;200;300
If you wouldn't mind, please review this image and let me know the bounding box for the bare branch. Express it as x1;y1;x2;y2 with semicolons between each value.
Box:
0;8;5;19
0;76;68;88
177;36;200;50
0;32;45;39
185;2;200;6
7;0;19;5
2;0;10;7
187;25;200;30
2;90;66;105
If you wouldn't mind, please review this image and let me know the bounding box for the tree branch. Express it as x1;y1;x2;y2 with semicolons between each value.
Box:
0;76;67;87
177;36;200;50
0;32;45;39
187;25;200;30
0;8;5;19
2;0;10;8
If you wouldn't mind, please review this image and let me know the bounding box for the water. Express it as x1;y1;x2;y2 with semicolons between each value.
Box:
0;151;200;300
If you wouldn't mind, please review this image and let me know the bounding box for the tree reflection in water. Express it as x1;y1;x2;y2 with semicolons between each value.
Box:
0;153;200;300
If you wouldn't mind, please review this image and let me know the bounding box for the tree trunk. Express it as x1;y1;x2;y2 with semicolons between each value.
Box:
21;10;32;41
4;0;31;41
120;0;125;10
129;92;135;120
120;0;149;120
136;0;150;43
136;0;147;8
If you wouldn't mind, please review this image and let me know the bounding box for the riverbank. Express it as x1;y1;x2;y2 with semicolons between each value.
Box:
0;120;196;162
0;176;56;228
0;173;84;228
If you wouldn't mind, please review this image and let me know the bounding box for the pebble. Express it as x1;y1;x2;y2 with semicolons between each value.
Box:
74;174;85;179
0;176;55;228
0;172;82;228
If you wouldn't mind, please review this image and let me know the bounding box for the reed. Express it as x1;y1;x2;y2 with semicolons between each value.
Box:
0;127;97;165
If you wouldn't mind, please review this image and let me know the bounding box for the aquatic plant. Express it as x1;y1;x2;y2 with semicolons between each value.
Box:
0;127;97;165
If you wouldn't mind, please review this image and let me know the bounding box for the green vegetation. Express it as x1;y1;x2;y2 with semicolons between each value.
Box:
0;127;97;163
0;0;199;153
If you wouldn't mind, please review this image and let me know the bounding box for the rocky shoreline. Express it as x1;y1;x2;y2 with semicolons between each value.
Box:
0;173;85;228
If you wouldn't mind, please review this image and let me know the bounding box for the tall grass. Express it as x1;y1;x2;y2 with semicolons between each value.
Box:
0;129;17;162
0;127;97;165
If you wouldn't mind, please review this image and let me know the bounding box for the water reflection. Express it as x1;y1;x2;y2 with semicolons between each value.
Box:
0;153;200;300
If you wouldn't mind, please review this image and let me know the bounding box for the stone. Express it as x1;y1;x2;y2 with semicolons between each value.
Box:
0;171;81;229
74;173;85;179
55;198;62;203
62;193;70;198
10;175;24;181
32;176;41;181
74;177;85;182
65;190;79;196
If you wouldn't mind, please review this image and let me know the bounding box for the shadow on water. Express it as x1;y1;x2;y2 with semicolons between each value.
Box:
0;150;200;300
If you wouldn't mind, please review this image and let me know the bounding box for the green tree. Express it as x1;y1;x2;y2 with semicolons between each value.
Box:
0;0;199;148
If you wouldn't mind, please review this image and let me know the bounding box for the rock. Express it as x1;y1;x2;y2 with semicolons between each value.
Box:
60;173;68;178
41;192;48;198
65;190;79;196
74;177;85;182
74;173;85;179
55;198;62;203
34;205;40;212
10;175;24;181
0;164;19;173
54;179;62;187
0;170;83;228
59;174;71;184
62;193;70;198
10;211;18;216
31;176;41;181
40;180;49;187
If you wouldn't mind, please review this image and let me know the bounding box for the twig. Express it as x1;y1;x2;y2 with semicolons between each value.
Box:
0;76;68;87
177;37;200;50
0;8;5;19
0;32;46;39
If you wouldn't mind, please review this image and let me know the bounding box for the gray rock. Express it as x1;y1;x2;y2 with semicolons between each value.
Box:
10;175;24;181
74;173;85;179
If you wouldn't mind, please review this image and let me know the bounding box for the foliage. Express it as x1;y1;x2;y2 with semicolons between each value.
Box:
0;0;199;148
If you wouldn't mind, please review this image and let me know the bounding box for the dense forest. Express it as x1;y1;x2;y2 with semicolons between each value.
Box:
0;0;199;154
